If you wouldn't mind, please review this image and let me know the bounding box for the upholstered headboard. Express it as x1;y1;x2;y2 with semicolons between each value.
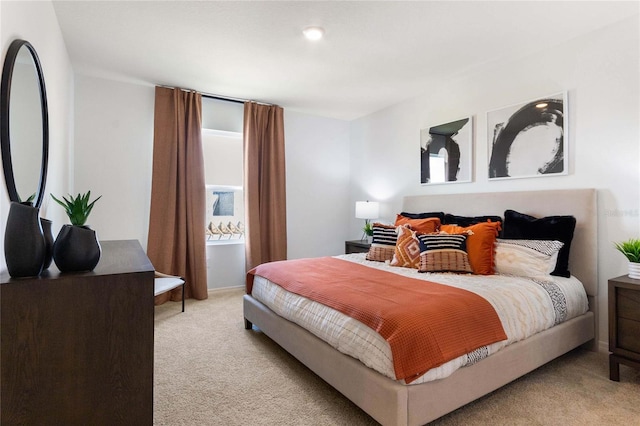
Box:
402;189;598;297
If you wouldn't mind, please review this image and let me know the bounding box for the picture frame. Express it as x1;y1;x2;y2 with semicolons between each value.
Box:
420;116;473;184
487;92;567;180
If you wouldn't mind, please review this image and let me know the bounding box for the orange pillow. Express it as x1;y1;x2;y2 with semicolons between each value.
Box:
441;221;502;275
394;214;440;234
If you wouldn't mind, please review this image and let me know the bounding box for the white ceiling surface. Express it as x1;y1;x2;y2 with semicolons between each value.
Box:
52;1;639;121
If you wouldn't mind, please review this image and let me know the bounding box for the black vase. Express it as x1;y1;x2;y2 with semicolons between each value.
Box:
40;218;54;270
53;224;101;272
4;202;45;277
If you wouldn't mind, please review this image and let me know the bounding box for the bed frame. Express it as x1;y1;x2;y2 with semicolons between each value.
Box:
243;189;597;425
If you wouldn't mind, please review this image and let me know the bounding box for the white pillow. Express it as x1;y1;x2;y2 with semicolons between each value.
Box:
494;239;564;277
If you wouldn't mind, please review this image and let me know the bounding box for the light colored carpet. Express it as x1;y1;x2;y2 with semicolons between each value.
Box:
154;288;640;425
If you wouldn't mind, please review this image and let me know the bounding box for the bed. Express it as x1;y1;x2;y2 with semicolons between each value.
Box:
243;189;597;425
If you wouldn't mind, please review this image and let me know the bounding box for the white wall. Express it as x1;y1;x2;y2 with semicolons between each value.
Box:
349;16;640;350
284;109;351;258
73;74;155;247
0;0;74;271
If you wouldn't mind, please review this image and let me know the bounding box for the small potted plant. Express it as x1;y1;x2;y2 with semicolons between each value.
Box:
614;238;640;279
363;222;374;243
51;191;102;272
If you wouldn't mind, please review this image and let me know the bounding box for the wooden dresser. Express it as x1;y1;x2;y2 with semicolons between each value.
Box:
1;240;155;425
608;275;640;381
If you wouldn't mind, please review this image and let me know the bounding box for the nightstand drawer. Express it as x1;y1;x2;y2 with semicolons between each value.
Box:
618;288;640;322
618;318;640;354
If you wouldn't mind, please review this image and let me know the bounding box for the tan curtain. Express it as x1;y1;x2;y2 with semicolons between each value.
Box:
243;101;287;271
147;87;208;303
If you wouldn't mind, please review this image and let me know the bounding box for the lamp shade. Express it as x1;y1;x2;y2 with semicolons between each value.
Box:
355;201;379;220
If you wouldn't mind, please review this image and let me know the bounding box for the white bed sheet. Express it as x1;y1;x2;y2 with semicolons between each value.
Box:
250;253;589;385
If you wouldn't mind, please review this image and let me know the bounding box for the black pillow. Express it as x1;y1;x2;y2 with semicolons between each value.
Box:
444;214;502;227
502;209;576;278
399;211;445;222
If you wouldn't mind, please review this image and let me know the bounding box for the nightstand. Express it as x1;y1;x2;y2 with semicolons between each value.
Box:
345;240;371;254
608;275;640;381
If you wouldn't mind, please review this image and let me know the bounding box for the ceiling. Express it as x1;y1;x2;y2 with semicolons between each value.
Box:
52;1;639;121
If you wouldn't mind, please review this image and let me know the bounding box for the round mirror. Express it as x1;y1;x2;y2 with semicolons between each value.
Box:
1;39;49;208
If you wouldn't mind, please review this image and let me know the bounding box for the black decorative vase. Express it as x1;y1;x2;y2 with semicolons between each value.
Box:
40;218;54;269
4;202;45;277
53;225;101;272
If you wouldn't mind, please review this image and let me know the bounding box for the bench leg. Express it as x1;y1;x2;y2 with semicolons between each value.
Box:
244;318;253;330
181;282;185;312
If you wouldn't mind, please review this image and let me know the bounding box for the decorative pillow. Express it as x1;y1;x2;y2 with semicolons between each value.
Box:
494;239;564;277
417;233;473;273
394;214;440;234
399;211;445;222
444;214;503;228
366;222;397;262
502;210;576;278
441;221;502;275
390;226;421;269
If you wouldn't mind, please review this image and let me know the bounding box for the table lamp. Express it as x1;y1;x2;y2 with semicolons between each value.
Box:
355;200;379;241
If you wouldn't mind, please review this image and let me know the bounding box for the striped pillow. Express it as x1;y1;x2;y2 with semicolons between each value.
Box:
366;223;397;262
417;233;473;273
494;239;564;277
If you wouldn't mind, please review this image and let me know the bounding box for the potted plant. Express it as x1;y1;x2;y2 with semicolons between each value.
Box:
614;238;640;279
363;221;374;243
51;191;102;272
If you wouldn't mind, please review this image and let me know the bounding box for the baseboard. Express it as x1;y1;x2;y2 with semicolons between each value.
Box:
598;340;609;354
207;285;244;295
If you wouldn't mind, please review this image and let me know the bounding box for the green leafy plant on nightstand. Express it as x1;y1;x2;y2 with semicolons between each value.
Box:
363;221;373;237
614;238;640;263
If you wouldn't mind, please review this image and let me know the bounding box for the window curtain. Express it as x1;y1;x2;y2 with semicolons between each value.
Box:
243;101;287;271
147;87;208;303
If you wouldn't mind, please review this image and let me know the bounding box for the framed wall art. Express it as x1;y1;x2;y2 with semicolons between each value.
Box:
487;92;567;180
420;116;473;184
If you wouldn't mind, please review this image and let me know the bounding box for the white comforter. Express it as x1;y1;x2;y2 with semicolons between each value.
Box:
250;253;589;385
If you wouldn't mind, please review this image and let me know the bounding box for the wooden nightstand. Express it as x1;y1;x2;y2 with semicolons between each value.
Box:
608;275;640;381
345;240;371;254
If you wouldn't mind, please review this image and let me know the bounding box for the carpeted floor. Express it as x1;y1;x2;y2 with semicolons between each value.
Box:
154;288;640;425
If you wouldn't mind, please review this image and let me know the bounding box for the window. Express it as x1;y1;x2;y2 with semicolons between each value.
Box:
202;129;244;243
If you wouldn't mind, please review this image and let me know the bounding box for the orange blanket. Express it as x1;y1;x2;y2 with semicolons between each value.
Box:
247;257;507;383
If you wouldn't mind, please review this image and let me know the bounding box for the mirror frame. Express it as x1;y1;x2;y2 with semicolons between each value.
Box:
0;39;49;208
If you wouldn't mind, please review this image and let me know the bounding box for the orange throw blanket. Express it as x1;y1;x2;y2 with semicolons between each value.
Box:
247;257;507;383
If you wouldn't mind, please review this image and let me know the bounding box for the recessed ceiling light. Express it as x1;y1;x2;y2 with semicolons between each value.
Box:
303;26;324;41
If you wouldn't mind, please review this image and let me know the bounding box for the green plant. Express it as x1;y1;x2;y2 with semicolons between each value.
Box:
614;238;640;263
19;193;35;205
363;221;374;237
51;191;102;226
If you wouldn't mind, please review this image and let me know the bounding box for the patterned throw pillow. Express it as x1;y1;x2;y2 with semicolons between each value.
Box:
366;223;397;262
494;239;564;277
417;233;473;273
390;226;421;269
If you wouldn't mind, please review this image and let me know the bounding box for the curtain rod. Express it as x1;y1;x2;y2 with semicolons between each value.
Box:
201;93;245;105
201;92;274;107
159;85;273;106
